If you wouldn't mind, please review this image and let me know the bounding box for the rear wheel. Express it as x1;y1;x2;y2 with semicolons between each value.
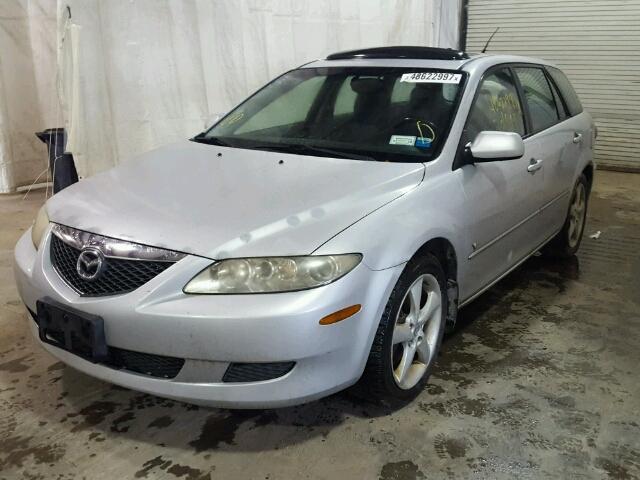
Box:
544;174;589;258
359;254;447;401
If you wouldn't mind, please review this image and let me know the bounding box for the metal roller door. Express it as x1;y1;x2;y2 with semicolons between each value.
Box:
464;0;640;171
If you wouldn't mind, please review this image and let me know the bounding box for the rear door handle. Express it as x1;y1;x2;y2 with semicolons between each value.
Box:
527;158;543;173
573;132;583;144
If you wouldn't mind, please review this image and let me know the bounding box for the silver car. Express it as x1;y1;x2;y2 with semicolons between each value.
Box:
14;47;594;408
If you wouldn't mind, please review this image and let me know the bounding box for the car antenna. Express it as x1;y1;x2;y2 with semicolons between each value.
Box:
481;27;500;53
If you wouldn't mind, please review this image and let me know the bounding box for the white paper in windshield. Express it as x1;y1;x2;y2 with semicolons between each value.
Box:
400;72;462;84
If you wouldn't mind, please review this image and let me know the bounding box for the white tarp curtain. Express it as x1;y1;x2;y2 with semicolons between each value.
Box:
0;0;59;193
0;0;461;192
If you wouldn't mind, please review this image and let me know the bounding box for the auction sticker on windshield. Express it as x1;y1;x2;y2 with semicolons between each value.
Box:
400;72;462;84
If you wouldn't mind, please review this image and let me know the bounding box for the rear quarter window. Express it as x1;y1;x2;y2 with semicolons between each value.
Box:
546;66;583;117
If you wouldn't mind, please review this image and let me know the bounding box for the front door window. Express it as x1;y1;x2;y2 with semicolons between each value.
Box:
463;68;526;146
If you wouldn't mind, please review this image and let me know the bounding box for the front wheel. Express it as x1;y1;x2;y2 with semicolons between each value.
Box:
359;254;447;401
544;174;589;258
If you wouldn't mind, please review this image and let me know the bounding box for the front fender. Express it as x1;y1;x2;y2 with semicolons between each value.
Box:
313;173;466;272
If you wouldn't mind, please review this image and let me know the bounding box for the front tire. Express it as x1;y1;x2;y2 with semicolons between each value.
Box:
359;254;447;401
544;174;589;258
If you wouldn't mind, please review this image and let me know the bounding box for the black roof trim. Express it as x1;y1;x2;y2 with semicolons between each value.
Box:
326;46;469;61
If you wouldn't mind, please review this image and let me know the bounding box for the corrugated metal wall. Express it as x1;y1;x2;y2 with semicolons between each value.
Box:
465;0;640;171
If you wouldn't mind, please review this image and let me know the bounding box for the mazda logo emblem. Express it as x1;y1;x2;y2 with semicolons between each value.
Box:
76;248;105;281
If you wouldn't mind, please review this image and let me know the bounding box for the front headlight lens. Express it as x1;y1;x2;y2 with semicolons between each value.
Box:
31;205;49;250
184;254;362;294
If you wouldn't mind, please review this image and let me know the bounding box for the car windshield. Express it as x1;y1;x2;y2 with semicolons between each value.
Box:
197;67;466;162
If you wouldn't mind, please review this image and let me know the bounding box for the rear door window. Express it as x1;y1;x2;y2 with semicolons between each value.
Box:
546;66;583;117
333;76;358;116
547;75;568;121
514;67;560;134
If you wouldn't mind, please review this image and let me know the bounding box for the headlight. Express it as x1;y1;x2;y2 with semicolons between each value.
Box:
184;254;362;294
31;205;49;250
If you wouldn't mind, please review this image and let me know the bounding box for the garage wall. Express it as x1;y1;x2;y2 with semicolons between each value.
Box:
465;0;640;171
0;0;59;194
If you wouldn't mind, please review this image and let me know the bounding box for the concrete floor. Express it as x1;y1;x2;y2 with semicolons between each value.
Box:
1;171;639;480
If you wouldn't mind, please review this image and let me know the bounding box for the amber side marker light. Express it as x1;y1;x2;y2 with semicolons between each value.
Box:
319;304;361;325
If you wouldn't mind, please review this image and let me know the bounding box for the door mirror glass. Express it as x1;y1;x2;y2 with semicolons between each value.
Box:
468;131;524;162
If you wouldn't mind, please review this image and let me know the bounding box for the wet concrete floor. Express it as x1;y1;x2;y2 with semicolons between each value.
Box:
1;171;639;479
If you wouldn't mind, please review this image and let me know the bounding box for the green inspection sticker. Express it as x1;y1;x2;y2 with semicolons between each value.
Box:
389;135;416;146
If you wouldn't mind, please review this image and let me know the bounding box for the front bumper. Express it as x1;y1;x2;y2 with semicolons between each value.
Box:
14;227;403;408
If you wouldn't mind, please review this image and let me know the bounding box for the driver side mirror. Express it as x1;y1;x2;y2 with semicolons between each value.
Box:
467;131;524;163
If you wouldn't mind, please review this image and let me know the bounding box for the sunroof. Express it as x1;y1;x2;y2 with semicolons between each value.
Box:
326;46;469;61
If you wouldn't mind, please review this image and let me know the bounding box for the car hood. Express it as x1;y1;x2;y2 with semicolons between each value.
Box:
46;141;424;259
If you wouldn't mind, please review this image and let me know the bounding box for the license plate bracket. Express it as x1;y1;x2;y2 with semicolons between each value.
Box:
36;297;108;362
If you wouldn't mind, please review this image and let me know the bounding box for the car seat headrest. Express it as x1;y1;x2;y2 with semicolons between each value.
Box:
350;77;384;94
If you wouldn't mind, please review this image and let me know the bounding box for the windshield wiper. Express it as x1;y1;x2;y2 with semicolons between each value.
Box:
250;143;377;162
191;136;378;161
191;134;232;147
296;144;377;162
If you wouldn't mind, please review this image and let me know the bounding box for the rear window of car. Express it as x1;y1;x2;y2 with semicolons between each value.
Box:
546;66;583;117
514;67;560;134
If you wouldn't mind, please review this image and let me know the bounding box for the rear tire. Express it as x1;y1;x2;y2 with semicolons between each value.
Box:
544;174;589;258
358;254;447;401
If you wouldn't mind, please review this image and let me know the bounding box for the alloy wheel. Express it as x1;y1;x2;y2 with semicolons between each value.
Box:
391;274;443;390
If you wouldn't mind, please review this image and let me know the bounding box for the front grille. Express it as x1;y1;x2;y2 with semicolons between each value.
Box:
223;362;295;383
50;235;174;296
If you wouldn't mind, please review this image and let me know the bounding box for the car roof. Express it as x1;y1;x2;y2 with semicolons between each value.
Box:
302;46;557;75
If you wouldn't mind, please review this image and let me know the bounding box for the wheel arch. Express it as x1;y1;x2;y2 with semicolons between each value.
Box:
410;236;459;330
411;237;457;284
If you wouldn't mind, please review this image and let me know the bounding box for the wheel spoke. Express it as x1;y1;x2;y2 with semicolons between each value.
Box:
571;204;578;218
416;340;430;364
392;323;413;345
408;279;423;317
396;342;416;385
573;185;586;217
418;292;441;326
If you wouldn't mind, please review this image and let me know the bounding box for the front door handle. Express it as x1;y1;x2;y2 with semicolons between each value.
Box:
527;158;543;173
573;132;583;144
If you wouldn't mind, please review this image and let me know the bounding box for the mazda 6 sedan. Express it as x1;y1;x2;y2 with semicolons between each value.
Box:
14;47;594;408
